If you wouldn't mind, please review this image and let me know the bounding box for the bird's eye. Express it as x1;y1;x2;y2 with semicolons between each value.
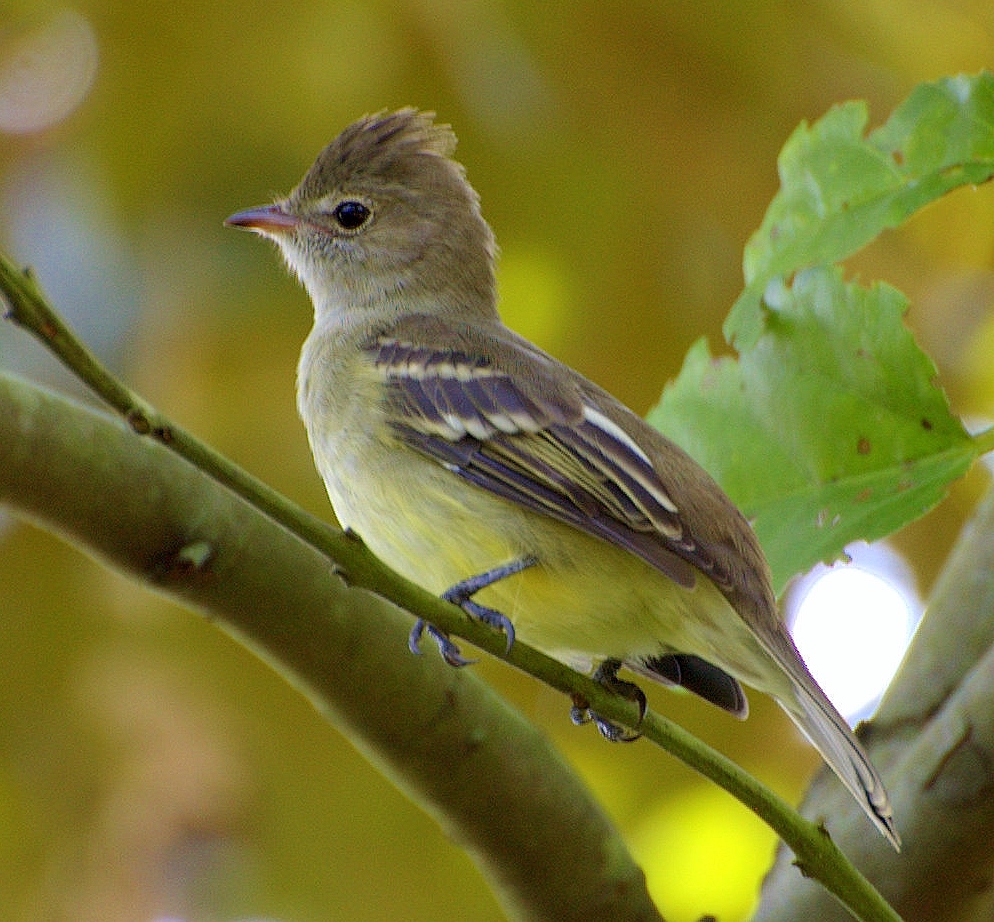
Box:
331;200;371;230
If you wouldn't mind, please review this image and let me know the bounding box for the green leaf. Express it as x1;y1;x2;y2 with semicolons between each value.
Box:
726;72;994;349
649;267;978;593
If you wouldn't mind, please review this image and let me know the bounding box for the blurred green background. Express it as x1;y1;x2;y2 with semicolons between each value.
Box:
1;2;993;920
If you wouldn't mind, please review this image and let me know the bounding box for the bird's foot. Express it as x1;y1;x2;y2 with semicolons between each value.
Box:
408;619;475;667
570;659;646;742
408;556;537;664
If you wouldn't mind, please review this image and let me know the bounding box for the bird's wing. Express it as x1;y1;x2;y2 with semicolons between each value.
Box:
366;317;734;593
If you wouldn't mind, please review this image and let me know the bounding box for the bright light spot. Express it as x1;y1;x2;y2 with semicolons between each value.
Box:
633;784;775;921
0;10;98;135
791;554;916;722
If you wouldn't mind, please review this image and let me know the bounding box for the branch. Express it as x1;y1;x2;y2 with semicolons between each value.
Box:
0;370;663;922
754;486;994;921
0;252;900;921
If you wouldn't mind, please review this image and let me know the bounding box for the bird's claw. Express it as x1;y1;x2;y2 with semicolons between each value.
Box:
442;595;516;654
570;702;642;742
409;619;476;667
569;660;647;743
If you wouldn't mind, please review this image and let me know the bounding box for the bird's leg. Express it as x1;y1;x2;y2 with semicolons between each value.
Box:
409;555;538;665
570;658;647;742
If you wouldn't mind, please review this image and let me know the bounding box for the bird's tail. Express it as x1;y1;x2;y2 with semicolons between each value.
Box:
782;676;900;850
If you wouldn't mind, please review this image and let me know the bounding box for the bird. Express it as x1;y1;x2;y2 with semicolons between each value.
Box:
226;108;899;848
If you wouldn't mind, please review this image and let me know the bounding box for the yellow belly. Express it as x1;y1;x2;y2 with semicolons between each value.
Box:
316;427;772;683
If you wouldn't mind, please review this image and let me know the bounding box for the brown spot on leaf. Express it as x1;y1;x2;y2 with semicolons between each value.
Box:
857;436;871;455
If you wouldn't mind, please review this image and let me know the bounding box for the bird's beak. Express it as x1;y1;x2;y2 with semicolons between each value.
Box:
225;203;301;233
